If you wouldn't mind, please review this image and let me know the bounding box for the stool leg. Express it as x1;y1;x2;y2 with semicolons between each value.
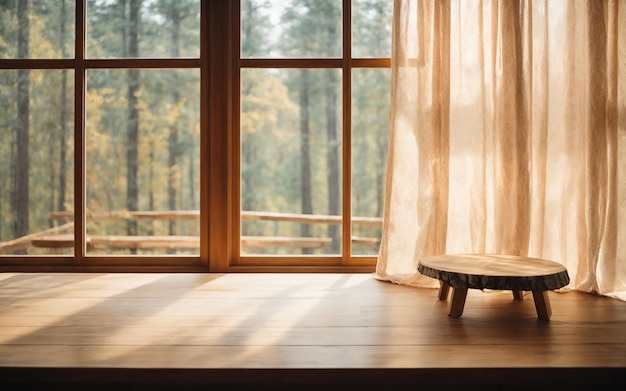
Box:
532;290;552;321
448;287;468;318
438;281;450;300
512;290;524;301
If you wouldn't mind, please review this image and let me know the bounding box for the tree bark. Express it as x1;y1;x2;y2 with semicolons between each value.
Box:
126;0;141;242
168;4;181;237
299;70;313;254
323;3;341;253
325;69;340;253
148;145;155;236
58;0;68;215
14;0;30;243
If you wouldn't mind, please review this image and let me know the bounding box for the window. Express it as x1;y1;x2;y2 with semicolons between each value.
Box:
0;0;390;272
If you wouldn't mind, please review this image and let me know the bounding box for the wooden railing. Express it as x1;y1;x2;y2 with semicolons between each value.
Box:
0;210;382;253
46;210;383;227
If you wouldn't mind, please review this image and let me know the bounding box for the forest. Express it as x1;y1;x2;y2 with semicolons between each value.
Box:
0;0;391;257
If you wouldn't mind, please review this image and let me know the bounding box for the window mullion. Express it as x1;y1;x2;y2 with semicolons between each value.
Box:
74;0;86;262
200;0;210;265
342;0;352;263
206;0;236;271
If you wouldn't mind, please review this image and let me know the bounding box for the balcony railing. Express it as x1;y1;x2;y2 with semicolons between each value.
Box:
0;210;382;253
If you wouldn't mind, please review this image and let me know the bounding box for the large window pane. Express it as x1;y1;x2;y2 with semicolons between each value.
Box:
241;0;342;59
351;68;389;255
352;0;392;58
86;69;200;255
0;70;75;255
0;0;75;59
241;68;342;255
87;0;200;58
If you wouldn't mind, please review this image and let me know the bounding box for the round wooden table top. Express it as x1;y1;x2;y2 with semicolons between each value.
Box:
418;253;570;291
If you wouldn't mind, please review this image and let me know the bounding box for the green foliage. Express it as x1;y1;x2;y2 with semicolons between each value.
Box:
0;1;200;255
0;0;391;256
86;0;199;58
353;0;392;58
241;0;390;255
279;0;341;58
0;0;75;59
83;0;201;253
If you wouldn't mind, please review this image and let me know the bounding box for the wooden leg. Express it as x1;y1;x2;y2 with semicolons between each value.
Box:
438;281;450;300
448;287;468;318
532;290;552;321
512;290;524;301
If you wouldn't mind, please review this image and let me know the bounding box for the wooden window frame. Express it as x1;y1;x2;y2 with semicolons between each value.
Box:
233;0;389;272
0;0;389;273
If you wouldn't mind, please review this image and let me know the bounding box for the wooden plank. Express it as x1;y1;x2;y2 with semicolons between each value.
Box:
28;234;376;250
350;236;380;249
241;236;331;249
0;272;625;373
31;234;84;249
48;210;200;221
0;271;625;390
0;222;75;252
1;342;626;370
241;211;382;227
3;320;626;346
29;235;333;249
47;210;383;227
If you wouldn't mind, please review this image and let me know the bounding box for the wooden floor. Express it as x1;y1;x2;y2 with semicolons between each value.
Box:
1;272;625;390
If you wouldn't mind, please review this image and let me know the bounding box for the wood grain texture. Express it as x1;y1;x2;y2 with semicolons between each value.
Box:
0;272;625;389
533;289;552;321
448;287;468;318
418;254;570;291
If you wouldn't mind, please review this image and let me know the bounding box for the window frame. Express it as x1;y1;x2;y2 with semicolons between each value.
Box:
0;0;390;273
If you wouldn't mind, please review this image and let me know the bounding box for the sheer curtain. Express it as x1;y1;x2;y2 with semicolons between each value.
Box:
375;0;626;301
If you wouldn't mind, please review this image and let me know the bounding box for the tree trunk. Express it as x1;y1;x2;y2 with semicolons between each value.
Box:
299;70;313;254
241;138;254;213
325;69;340;253
126;0;141;242
148;144;155;236
188;146;196;211
58;0;68;215
48;127;56;228
14;0;30;244
168;5;181;237
323;4;341;253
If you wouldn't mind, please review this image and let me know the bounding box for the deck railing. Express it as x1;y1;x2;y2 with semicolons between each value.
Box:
0;210;382;253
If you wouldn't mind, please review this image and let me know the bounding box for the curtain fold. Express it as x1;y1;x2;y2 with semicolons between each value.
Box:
376;0;626;301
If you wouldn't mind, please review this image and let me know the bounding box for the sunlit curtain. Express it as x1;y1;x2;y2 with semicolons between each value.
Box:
376;0;626;301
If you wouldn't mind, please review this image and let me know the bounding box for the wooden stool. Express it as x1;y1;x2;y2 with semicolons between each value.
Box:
418;254;570;321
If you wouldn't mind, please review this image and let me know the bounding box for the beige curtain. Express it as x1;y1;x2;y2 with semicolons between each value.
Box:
376;0;626;301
